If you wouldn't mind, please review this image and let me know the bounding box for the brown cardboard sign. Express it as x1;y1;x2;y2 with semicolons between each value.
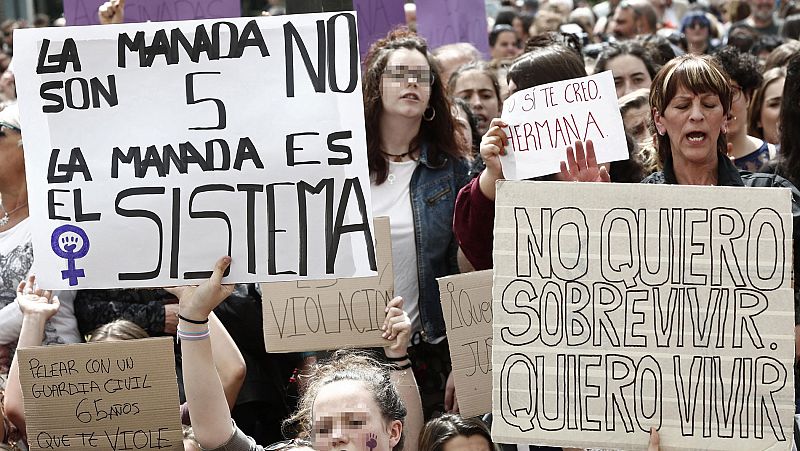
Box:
439;269;493;418
262;216;394;352
18;337;182;451
492;181;795;451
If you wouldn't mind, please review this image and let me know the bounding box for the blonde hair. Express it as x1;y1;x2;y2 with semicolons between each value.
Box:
649;54;732;164
89;319;149;342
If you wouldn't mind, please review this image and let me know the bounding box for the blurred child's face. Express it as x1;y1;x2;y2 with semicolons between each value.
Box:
312;380;401;451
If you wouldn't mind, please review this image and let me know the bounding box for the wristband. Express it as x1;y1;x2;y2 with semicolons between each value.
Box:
177;328;210;341
392;362;413;371
385;354;409;362
178;313;209;324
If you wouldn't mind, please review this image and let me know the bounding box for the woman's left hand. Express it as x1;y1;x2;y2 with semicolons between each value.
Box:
559;139;610;182
382;296;411;358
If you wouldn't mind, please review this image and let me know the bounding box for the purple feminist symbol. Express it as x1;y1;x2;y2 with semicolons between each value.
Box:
51;225;90;286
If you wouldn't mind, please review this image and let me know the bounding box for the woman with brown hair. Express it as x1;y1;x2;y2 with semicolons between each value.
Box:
363;28;471;416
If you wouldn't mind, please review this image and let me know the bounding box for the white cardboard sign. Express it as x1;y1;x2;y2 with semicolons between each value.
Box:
14;12;377;289
492;181;795;451
498;71;628;180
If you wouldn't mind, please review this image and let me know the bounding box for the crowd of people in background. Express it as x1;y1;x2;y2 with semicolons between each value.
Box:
1;0;800;449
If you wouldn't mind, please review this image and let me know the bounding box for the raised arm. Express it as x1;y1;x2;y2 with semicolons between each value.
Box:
169;257;235;449
208;311;246;410
4;276;61;437
382;296;423;451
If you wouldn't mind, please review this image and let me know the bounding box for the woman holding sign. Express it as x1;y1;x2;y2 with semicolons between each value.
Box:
362;28;471;416
175;256;423;451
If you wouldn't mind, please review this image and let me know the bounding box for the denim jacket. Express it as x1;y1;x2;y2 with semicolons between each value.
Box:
411;143;471;341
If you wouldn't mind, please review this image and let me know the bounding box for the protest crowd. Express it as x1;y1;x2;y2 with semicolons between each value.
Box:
1;0;800;450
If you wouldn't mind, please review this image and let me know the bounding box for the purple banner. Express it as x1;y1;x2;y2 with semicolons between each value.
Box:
354;0;406;59
64;0;241;26
415;0;490;56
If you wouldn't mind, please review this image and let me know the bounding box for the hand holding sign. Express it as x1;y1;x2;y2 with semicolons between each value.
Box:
97;0;125;25
167;256;234;321
381;296;410;359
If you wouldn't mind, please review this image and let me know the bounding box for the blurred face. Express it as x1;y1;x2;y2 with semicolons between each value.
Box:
759;77;784;144
312;380;400;451
0;127;22;188
532;11;563;34
491;31;519;60
654;85;727;168
512;16;526;39
380;48;432;120
750;0;775;20
442;435;493;451
452;105;473;151
612;7;637;39
623;103;651;144
684;19;710;45
453;70;500;135
607;54;652;98
726;83;749;137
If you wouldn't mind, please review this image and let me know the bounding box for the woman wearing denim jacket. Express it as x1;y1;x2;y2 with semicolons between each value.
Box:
363;28;471;418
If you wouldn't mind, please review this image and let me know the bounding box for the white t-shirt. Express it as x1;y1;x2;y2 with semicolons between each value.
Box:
0;218;80;346
371;160;422;335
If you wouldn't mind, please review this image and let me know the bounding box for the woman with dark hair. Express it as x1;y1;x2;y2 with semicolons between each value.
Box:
594;41;659;99
489;24;521;61
454;44;609;271
448;62;502;136
680;11;718;54
775;54;800;189
712;46;773;172
419;414;498;451
748;66;785;146
362;28;470;417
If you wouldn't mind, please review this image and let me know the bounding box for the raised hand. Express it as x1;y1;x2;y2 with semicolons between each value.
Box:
98;0;125;25
382;296;411;359
559;139;611;183
165;256;234;321
16;275;60;320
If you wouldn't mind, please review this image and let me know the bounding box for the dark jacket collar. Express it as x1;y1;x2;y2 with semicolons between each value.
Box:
662;152;744;186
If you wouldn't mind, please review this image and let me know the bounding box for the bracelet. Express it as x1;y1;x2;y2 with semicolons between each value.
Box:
178;313;209;324
177;328;210;341
392;362;413;371
385;354;409;362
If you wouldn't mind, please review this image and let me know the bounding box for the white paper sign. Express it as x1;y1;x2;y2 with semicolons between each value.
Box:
14;13;377;289
498;71;628;180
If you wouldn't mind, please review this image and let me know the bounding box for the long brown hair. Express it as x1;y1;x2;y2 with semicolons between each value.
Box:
363;27;468;184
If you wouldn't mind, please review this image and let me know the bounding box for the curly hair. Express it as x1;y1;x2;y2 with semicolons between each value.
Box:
363;27;467;184
283;351;407;451
712;46;763;96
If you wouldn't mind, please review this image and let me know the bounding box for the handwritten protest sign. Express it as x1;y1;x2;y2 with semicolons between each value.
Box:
18;338;181;451
262;217;393;352
15;13;376;289
415;0;491;56
64;0;241;26
354;0;405;59
498;71;628;180
439;270;492;418
492;181;795;450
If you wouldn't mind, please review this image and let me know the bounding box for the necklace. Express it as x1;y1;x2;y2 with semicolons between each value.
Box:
0;201;27;227
379;144;419;162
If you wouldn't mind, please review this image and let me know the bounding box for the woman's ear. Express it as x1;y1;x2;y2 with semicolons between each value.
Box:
387;420;403;448
652;108;666;136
